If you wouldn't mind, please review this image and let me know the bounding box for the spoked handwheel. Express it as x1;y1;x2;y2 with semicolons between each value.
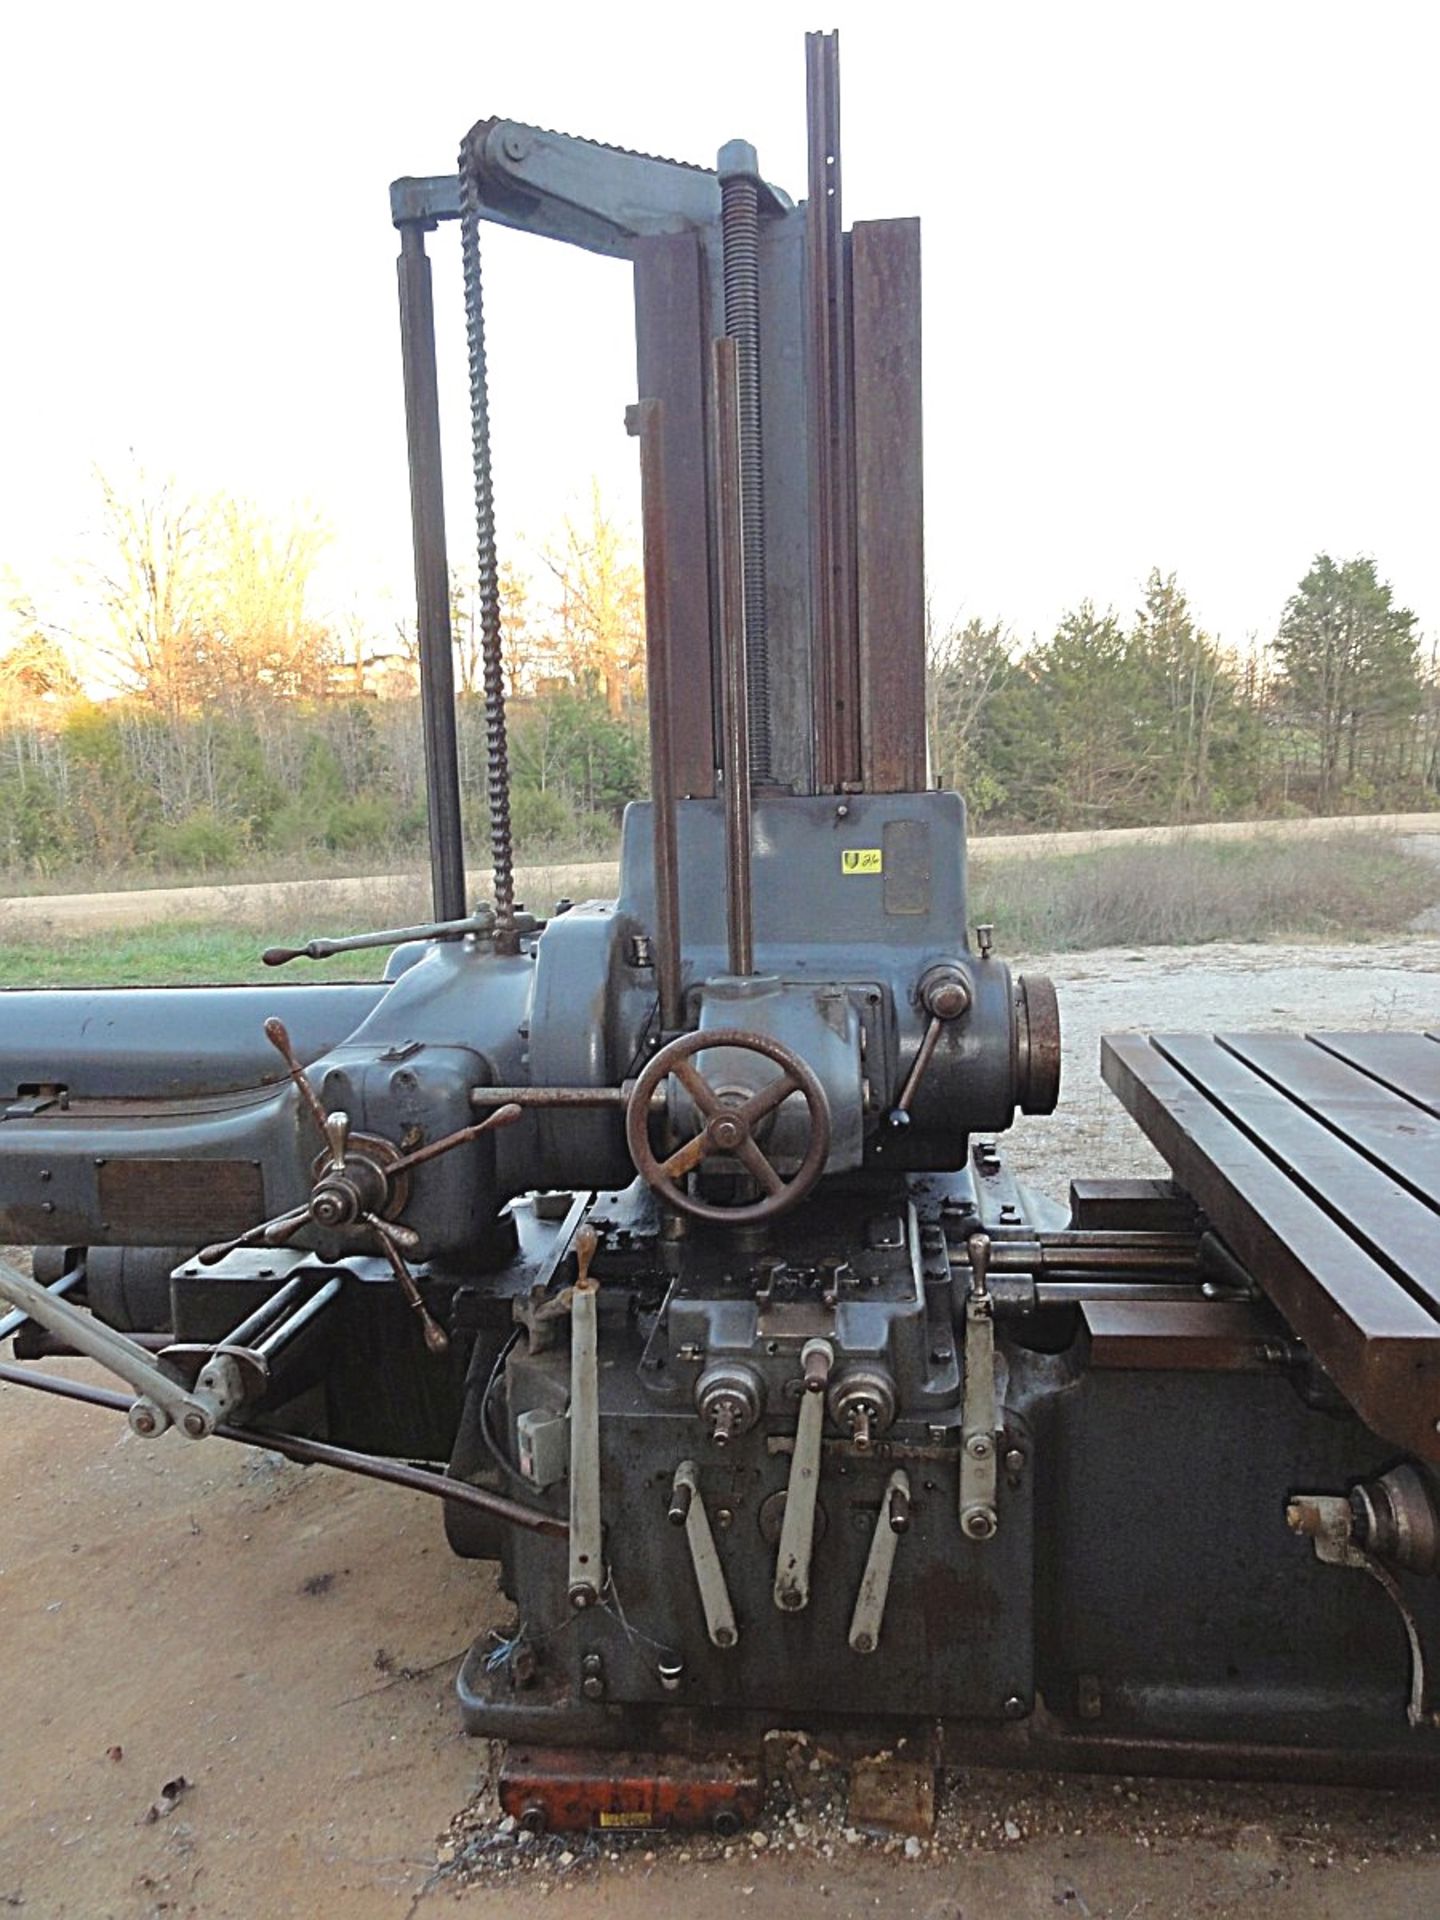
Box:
196;1018;522;1352
625;1028;831;1226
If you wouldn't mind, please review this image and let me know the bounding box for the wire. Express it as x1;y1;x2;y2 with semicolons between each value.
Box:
478;1329;535;1497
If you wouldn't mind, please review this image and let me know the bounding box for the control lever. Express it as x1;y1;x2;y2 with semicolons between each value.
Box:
0;1261;82;1344
671;1460;739;1647
567;1226;604;1609
848;1467;911;1653
261;907;505;967
773;1338;833;1612
889;966;972;1128
959;1232;999;1540
0;1256;225;1441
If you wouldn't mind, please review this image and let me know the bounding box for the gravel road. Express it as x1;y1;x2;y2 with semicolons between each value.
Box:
2;935;1438;1920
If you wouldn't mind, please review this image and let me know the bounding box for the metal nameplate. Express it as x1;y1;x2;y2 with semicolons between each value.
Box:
97;1158;264;1237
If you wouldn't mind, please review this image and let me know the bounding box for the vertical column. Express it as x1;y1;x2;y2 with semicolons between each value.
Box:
395;223;467;923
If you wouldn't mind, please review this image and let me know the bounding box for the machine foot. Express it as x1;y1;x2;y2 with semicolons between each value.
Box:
498;1745;764;1836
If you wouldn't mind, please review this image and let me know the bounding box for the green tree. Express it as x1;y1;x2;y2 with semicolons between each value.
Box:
1130;570;1258;820
927;615;1010;818
997;604;1161;827
1273;555;1421;811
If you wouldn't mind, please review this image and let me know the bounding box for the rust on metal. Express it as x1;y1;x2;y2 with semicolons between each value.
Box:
1102;1032;1440;1461
847;1728;938;1835
97;1158;264;1239
633;232;717;797
1015;973;1062;1115
631;396;684;1032
499;1744;763;1834
1311;1030;1440;1121
805;27;859;791
1081;1299;1279;1372
1154;1034;1440;1317
851;217;926;793
1220;1030;1440;1209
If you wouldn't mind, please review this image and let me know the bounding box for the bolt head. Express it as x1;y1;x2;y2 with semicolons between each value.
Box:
1004;1448;1026;1475
1002;1693;1028;1719
961;1505;997;1541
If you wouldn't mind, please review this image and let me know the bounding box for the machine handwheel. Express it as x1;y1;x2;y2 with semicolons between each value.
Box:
626;1028;832;1225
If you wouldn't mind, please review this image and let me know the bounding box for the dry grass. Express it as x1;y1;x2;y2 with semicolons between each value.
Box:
969;830;1437;953
0;832;1433;989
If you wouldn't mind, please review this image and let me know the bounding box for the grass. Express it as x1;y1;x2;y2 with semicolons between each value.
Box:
970;830;1438;954
0;924;389;988
0;832;1433;988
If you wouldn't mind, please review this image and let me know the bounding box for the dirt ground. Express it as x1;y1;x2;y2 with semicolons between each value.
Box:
3;936;1439;1920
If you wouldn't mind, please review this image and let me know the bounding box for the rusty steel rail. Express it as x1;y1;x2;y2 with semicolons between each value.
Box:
805;27;858;791
0;1362;567;1540
631;397;684;1032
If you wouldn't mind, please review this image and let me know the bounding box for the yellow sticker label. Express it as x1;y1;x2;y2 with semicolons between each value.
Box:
597;1810;661;1830
841;848;883;875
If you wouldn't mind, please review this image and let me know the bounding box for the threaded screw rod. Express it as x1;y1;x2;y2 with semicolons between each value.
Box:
719;145;771;784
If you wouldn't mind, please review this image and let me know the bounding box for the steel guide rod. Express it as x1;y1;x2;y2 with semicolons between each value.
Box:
395;222;468;925
0;1362;567;1539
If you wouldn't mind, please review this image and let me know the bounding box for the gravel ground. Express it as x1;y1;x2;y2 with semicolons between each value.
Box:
2;935;1438;1920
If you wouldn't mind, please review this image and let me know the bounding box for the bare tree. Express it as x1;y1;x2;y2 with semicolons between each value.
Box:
89;462;212;720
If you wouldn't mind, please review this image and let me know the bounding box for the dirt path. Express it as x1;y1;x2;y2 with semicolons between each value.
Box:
4;812;1436;936
3;938;1439;1919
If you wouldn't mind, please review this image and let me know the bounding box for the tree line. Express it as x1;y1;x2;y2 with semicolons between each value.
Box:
0;469;647;877
1;466;1435;883
930;563;1436;829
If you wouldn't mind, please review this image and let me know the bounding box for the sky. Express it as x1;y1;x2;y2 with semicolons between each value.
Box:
2;0;1437;662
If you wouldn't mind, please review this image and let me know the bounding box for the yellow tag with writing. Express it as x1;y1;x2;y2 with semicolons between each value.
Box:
597;1810;661;1830
840;848;883;875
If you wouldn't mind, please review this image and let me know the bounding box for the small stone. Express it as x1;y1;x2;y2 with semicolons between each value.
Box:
557;1850;574;1867
1003;1819;1021;1842
844;1828;862;1845
516;1829;534;1847
497;1814;516;1835
750;1831;768;1849
904;1835;923;1859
